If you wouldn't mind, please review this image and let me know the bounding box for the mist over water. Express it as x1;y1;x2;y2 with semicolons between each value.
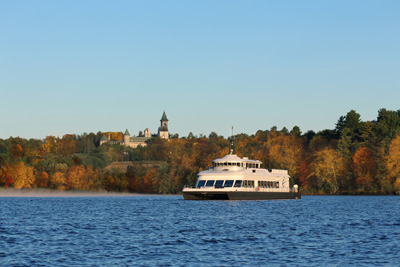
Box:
1;196;399;266
0;188;155;198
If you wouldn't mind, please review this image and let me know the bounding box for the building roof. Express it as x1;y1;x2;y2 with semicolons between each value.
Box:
124;129;130;136
130;137;151;142
100;135;108;141
161;111;168;121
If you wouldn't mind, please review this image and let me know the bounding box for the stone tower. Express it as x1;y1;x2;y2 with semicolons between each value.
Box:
124;129;130;146
144;128;151;138
158;111;169;139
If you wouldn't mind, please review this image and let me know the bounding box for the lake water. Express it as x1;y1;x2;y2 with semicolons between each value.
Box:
1;195;400;266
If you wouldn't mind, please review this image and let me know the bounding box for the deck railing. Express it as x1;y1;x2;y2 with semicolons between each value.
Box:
183;185;299;193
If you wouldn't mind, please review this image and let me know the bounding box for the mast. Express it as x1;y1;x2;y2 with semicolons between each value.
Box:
230;126;235;155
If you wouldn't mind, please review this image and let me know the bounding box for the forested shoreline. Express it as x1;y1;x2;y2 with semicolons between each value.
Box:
1;109;400;195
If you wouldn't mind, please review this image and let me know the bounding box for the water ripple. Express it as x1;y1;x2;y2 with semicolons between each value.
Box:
1;196;400;266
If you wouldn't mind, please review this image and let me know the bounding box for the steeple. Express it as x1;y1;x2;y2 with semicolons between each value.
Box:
160;111;169;129
161;111;168;122
158;111;169;139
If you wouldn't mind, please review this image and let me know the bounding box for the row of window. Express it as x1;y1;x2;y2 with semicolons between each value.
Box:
196;179;279;189
213;162;260;168
198;180;239;188
259;181;279;188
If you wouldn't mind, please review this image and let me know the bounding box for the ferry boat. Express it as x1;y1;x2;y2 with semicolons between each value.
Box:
182;148;301;200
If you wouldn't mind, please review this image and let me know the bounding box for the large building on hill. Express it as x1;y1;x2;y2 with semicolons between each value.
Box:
100;111;169;148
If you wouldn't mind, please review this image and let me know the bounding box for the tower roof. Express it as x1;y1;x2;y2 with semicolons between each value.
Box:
124;129;130;136
161;111;168;121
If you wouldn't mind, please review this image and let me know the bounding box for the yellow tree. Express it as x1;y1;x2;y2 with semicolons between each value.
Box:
44;136;57;154
386;135;400;191
58;134;77;156
309;148;346;194
8;161;35;189
51;171;67;191
67;165;85;190
77;166;100;191
267;134;304;180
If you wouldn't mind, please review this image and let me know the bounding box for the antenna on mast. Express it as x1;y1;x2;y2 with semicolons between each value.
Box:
230;126;235;154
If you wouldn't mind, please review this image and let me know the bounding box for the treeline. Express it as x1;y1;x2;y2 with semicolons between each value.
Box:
1;108;400;194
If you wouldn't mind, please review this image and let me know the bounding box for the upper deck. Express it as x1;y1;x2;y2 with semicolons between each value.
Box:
212;154;261;169
198;153;289;178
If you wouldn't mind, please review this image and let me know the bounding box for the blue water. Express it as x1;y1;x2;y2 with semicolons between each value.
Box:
1;196;400;266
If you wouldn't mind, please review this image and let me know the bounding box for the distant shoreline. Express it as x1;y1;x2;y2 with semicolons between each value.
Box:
0;188;180;198
1;188;398;198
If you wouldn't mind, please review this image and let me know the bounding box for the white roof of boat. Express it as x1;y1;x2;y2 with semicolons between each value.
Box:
213;154;262;164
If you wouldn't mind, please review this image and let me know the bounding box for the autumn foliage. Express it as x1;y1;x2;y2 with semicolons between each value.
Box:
1;108;400;194
351;147;377;192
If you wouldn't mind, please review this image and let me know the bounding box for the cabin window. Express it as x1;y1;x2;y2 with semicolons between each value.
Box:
197;180;206;188
206;180;215;187
224;180;234;187
215;180;224;188
234;180;242;187
243;180;255;188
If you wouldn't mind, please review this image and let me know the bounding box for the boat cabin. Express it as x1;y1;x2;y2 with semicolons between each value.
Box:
212;154;262;171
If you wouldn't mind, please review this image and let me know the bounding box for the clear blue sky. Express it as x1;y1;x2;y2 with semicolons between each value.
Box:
1;0;399;139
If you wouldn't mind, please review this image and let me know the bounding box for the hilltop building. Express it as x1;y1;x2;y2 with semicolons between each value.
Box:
100;111;169;148
158;111;169;139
